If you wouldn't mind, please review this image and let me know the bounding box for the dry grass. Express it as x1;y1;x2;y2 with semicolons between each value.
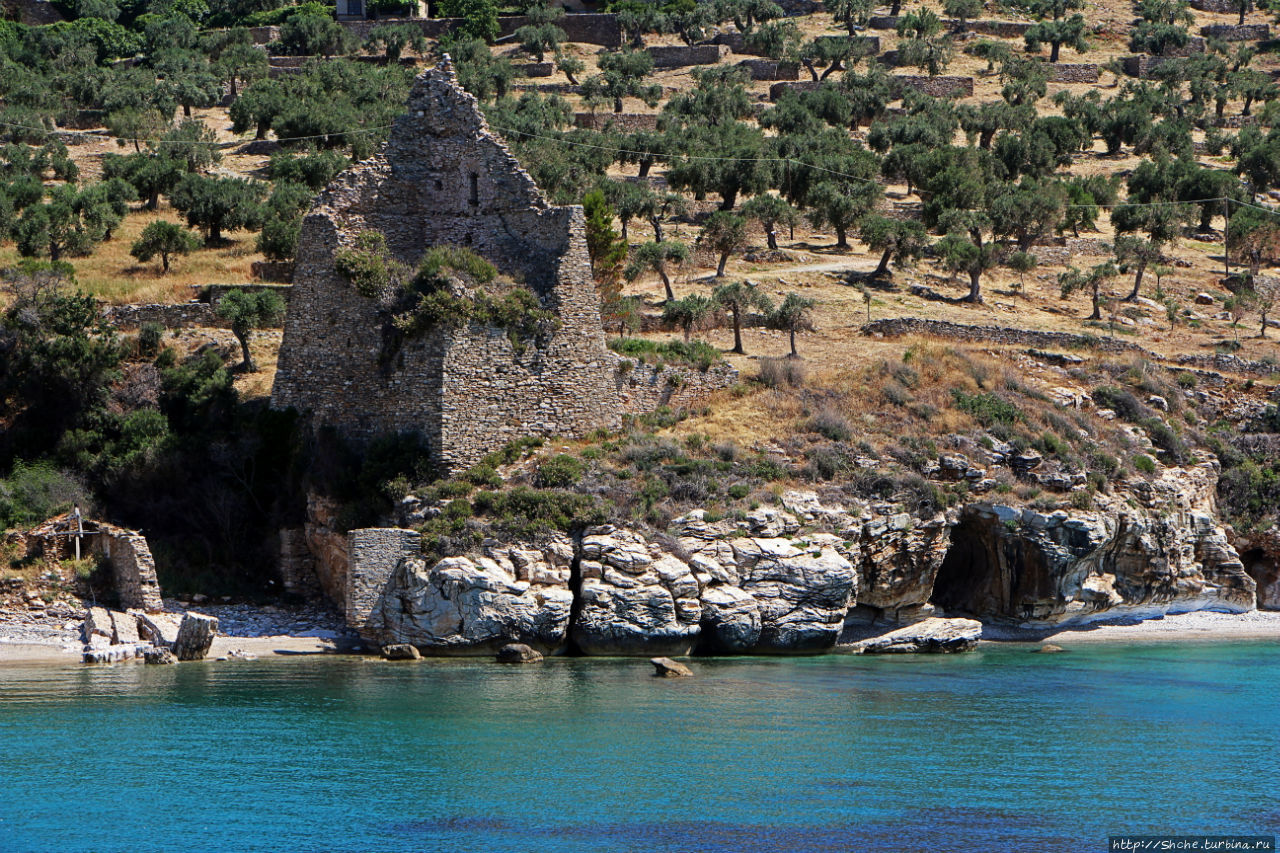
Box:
0;207;264;305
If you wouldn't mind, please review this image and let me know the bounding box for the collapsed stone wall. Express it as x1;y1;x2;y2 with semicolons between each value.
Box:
861;317;1150;355
26;514;164;612
612;361;740;414
270;59;624;471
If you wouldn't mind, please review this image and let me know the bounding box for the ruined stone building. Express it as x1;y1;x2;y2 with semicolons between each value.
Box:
271;58;626;471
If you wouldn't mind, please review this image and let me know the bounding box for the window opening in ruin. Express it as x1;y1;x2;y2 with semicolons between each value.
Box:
469;173;479;206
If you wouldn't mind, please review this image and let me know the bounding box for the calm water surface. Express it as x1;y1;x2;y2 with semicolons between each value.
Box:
1;642;1277;853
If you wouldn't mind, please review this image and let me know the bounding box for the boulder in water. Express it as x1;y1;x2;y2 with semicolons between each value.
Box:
144;647;177;665
496;643;543;663
650;657;693;677
381;643;421;660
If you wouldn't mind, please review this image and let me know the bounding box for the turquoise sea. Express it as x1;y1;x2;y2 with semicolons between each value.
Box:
1;642;1277;853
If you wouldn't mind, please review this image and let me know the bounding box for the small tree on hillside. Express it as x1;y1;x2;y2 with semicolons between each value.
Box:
1254;275;1279;337
1004;250;1038;293
217;289;286;372
662;293;716;341
742;194;799;251
625;240;690;302
826;0;874;35
1059;260;1119;320
170;174;266;243
712;280;773;354
582;189;627;284
768;292;816;357
897;8;953;77
130;221;202;273
582;49;661;113
698;211;749;277
859;215;928;277
943;0;983;32
514;4;566;63
1111;201;1189;301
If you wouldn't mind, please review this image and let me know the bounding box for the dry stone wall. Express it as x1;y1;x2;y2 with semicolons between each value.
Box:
1201;23;1270;40
270;59;624;471
1048;63;1100;83
737;59;800;81
892;75;974;97
100;303;226;330
862;317;1149;355
26;514;163;612
346;527;421;638
574;113;660;131
647;44;729;68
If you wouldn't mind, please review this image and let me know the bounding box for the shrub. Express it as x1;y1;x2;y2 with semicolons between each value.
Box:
727;483;750;499
471;487;608;536
804;407;852;442
608;337;720;370
758;356;806;388
1134;454;1157;474
137;322;164;358
950;389;1019;426
535;454;584;488
0;462;93;530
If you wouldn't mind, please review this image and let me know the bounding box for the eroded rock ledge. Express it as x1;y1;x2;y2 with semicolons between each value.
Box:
336;465;1257;656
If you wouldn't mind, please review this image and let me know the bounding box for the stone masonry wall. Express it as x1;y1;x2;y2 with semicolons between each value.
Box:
893;75;974;98
1049;63;1100;83
270;59;623;471
346;527;421;639
93;528;164;612
100;303;227;330
647;44;729;68
1201;23;1270;40
574;113;660;131
737;59;800;81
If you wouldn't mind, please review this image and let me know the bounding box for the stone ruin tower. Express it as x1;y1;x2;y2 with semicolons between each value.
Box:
270;58;623;470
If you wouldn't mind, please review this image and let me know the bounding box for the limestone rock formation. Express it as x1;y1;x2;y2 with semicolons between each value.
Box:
573;526;702;656
847;617;982;654
172;613;218;661
138;612;181;647
675;512;857;654
932;465;1256;626
270;57;622;471
378;536;574;654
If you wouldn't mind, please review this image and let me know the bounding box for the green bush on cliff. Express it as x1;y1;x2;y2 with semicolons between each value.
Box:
471;487;609;536
535;454;584;488
950;389;1020;427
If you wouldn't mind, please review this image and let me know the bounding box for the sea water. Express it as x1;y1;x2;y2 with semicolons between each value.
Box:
1;642;1277;853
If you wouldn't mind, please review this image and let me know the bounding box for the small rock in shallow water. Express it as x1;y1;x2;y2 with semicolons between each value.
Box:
650;657;693;677
172;613;218;661
1034;644;1066;654
381;643;421;660
496;643;543;663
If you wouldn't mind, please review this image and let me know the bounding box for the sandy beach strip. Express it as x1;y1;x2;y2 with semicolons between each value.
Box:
981;609;1280;645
